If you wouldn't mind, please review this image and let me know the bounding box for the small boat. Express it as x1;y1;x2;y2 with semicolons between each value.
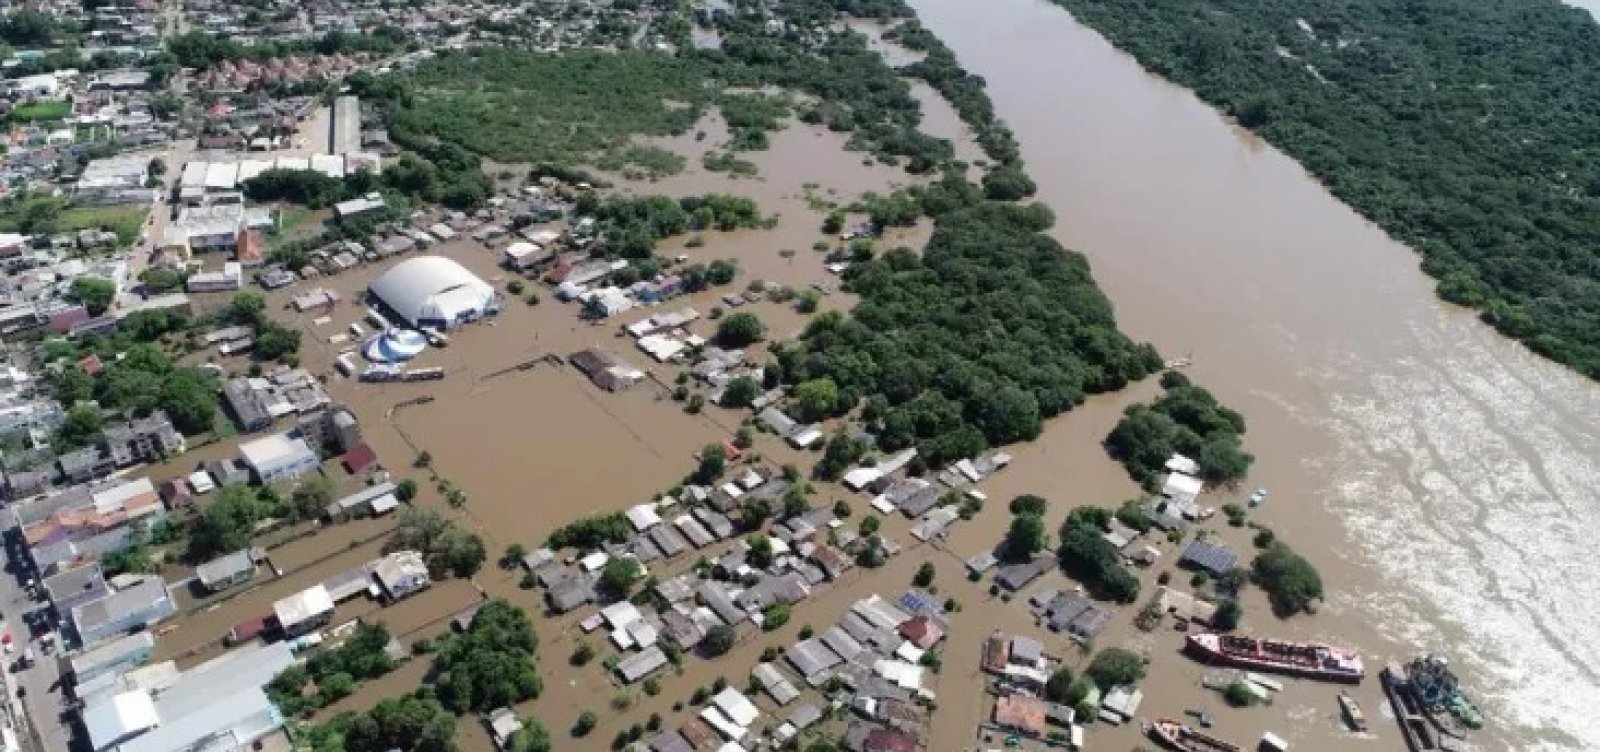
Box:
1147;718;1243;752
1340;691;1369;731
1248;488;1269;507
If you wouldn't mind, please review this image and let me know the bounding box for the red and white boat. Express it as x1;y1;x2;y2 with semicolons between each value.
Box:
1147;718;1243;752
1187;632;1365;683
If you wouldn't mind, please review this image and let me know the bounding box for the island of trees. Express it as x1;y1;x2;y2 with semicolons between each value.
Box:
1059;0;1600;379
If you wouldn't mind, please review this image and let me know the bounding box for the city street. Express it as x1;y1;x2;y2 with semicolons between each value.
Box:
0;533;75;752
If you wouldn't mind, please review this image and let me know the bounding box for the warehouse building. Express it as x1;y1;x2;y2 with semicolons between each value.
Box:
368;256;497;330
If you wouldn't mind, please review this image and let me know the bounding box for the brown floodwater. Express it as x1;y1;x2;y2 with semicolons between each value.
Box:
895;1;1600;750
152;7;1600;747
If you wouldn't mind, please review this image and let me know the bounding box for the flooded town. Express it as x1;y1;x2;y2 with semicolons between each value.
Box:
0;0;1593;752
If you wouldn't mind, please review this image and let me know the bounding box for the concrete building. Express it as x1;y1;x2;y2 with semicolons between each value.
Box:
75;154;153;205
195;549;256;593
331;95;360;154
103;411;184;467
369;256;497;330
72;578;176;646
372;550;429;602
272;584;334;636
186;262;243;293
238;432;319;483
80;641;295;752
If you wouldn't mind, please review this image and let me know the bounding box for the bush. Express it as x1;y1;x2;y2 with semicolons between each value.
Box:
702;625;736;657
913;561;935;587
1085;648;1146;688
1252;543;1323;615
1212;598;1242;631
573;711;597;737
1223;681;1259;707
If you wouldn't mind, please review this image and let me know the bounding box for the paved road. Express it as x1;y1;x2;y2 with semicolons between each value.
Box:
0;535;74;752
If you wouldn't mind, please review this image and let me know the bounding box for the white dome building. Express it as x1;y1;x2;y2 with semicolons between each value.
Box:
368;256;497;330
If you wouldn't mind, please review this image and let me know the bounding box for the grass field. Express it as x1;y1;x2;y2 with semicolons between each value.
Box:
58;205;148;245
9;100;70;122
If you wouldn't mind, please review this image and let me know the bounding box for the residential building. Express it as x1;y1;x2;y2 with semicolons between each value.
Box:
80;642;295;752
195;549;256;593
66;631;155;684
72;578;176;646
103;411;185;467
272;584;334;636
185;262;243;292
372;550;430;601
45;563;111;615
237;432;319;483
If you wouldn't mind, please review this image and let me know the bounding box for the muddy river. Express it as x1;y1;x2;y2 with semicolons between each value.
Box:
895;0;1600;750
147;4;1600;750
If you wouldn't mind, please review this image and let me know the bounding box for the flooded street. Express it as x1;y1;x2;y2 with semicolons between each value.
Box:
901;0;1600;750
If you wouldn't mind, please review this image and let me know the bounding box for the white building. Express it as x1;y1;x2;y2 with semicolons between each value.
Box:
186;262;243;293
369;256;497;330
237;432;319;483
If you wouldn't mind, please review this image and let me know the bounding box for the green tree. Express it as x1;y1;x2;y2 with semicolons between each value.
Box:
598;556;643;599
716;312;765;346
693;444;726;484
290;476;334;521
761;603;791;631
56;403;104;449
573;711;597;737
1086;648;1147;688
396;479;418;502
722;375;760;408
1212;598;1242;631
71;277;116;316
187;485;263;560
1252;542;1324;615
509;720;552;752
1043;667;1075;703
913;561;935;587
1008;494;1048;517
434;599;542;713
225;292;267;327
702;625;736;657
255;322;302;361
139;267;182;293
793;378;839;422
1002;513;1047;562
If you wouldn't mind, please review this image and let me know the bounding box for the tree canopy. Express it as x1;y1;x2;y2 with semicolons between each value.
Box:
1059;0;1600;380
781;203;1163;468
388;508;486;578
1105;377;1252;487
1252;541;1324;616
433;599;542;713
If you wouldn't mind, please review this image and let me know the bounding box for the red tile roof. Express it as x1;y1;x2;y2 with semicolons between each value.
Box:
864;729;918;752
343;443;379;475
899;616;944;649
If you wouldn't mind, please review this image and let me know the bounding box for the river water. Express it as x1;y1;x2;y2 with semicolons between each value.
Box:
899;0;1600;749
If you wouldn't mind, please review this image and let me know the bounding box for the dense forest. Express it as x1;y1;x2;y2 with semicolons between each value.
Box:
1058;0;1600;378
778;203;1163;467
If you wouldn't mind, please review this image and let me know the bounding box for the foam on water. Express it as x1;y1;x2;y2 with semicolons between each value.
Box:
1309;315;1600;752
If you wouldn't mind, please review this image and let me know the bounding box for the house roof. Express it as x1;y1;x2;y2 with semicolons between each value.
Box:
342;443;378;474
272;584;333;628
1180;539;1238;575
994;694;1047;735
195;549;254;587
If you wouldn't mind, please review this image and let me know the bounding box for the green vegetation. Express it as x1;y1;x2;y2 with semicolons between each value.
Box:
913;561;936;587
761;603;791;631
598;557;644;600
1009;494;1048;517
579;193;766;259
268;623;397;716
388;508;487;579
1001;512;1048;563
703;151;759;176
8;101;69;122
0;197;149;245
547;512;632;549
1223;680;1260;707
716;312;765;347
1058;0;1600;379
780;203;1163;468
722;376;761;408
1105;375;1252;487
381;49;710;167
1085;647;1147;688
1212;598;1242;630
166;28;406;69
186;485;292;561
432;599;542;713
46;341;219;438
297;690;457;752
702;625;737;657
1252;541;1324;616
1057;507;1140;603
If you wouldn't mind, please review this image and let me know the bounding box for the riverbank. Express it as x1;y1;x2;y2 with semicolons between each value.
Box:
903;0;1600;749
